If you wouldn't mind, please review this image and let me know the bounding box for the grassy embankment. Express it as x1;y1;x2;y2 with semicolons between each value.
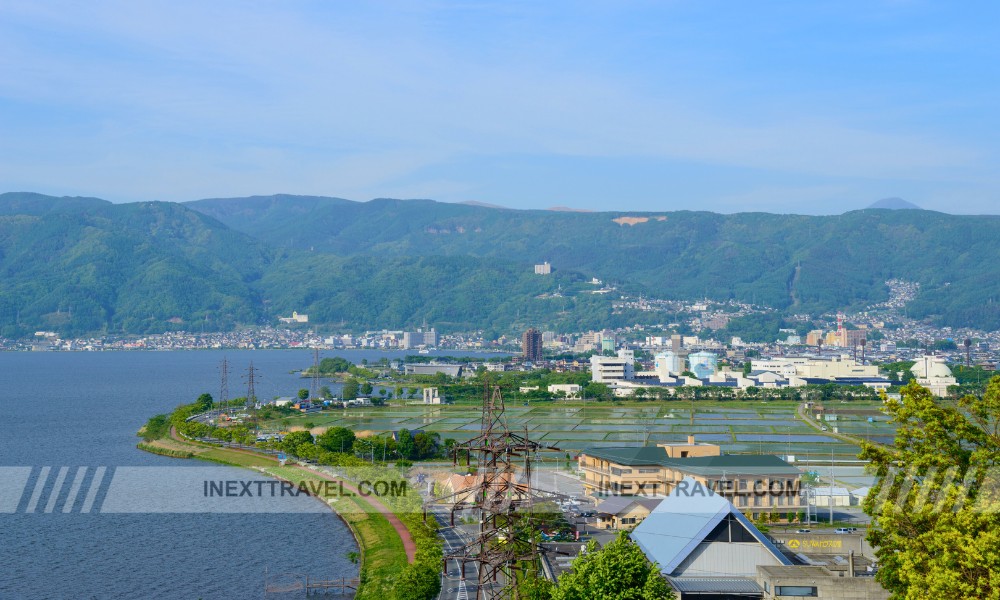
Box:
265;465;410;600
137;412;433;599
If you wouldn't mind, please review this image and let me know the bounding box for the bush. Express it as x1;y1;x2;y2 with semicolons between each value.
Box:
139;414;170;441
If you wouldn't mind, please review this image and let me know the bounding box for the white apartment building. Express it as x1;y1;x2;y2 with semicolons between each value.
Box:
590;349;636;383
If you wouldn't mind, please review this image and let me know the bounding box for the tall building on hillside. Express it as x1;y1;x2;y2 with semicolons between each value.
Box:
522;328;543;362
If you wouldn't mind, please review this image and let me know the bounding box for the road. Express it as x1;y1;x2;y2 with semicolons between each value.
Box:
796;402;866;446
432;506;481;600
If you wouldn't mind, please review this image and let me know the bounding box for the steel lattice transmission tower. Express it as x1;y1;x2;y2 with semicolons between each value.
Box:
310;347;320;400
244;361;259;410
425;382;563;599
217;357;229;417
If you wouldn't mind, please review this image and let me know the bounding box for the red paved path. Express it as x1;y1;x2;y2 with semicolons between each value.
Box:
297;465;417;563
168;426;416;563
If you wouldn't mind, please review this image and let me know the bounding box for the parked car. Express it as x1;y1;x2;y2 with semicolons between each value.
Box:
834;527;852;534
796;528;811;533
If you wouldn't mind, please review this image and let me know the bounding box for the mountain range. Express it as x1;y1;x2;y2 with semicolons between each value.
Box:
1;191;998;338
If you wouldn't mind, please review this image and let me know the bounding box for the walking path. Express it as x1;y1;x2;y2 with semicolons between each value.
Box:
298;464;417;562
167;425;416;563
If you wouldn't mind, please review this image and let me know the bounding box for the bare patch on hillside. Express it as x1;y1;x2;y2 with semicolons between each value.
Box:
613;215;668;226
613;216;649;226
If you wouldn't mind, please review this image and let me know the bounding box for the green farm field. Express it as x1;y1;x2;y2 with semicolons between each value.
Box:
269;400;895;459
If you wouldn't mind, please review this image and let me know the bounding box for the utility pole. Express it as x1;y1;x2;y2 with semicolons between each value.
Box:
829;446;835;525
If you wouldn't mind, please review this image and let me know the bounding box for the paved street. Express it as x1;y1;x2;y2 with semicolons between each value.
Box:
432;506;481;600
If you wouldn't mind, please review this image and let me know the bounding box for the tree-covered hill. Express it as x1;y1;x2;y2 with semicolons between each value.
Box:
256;252;664;337
0;197;271;336
0;191;111;216
189;194;1000;328
4;191;1000;336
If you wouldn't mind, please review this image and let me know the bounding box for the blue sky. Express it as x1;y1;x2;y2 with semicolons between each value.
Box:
1;1;998;214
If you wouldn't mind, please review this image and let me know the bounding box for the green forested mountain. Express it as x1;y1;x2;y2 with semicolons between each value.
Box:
2;191;1000;336
0;196;271;336
190;194;1000;329
258;254;630;337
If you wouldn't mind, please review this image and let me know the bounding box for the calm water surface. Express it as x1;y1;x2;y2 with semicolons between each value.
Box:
0;349;469;599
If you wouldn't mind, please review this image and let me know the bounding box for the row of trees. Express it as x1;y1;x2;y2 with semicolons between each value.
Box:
279;426;453;463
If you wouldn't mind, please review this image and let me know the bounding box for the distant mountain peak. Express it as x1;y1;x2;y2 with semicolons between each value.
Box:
868;197;920;210
547;206;593;212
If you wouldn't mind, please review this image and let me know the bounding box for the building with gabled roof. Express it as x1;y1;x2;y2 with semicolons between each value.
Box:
594;495;663;530
631;477;792;598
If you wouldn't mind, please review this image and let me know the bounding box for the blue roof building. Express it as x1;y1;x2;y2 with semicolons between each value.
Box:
631;477;792;598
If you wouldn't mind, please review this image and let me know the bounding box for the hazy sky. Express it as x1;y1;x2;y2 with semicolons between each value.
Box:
1;1;998;214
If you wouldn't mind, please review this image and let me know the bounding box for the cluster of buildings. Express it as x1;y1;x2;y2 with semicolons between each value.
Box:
569;437;888;598
589;345;962;398
625;481;885;599
589;345;894;396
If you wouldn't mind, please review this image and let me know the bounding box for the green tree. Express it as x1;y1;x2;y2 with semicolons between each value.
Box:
392;560;440;600
298;388;309;400
281;430;315;455
397;429;415;460
342;379;359;400
413;432;439;460
317;426;356;454
361;381;374;396
139;414;170;441
319;356;353;374
552;532;673;600
583;382;612;401
195;393;213;412
859;379;1000;599
319;385;332;399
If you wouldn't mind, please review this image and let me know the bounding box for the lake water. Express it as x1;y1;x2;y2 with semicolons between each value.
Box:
0;348;489;599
